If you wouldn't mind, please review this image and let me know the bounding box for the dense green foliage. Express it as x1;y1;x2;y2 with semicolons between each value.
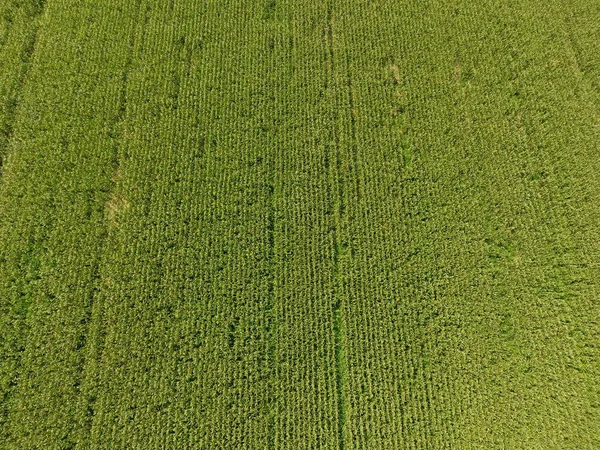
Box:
1;0;599;448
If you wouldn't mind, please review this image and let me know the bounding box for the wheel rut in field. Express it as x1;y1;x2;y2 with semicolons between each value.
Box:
265;155;276;449
77;0;148;437
0;0;47;174
0;0;48;430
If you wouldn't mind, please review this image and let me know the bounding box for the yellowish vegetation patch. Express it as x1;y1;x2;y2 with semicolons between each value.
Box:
106;191;130;225
390;64;401;84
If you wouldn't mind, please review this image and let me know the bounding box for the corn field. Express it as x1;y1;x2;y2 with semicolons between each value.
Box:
1;0;599;448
